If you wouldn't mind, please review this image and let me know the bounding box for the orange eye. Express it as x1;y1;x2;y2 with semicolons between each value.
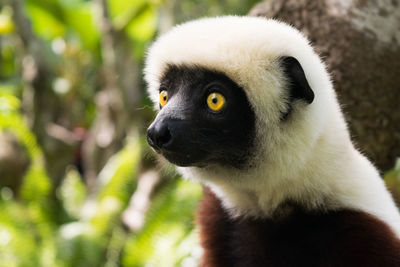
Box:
207;92;225;112
159;90;168;108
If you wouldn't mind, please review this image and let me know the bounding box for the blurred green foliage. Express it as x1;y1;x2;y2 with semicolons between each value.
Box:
0;0;258;266
384;158;400;207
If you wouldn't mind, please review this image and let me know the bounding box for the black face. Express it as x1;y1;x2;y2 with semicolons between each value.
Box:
147;65;256;169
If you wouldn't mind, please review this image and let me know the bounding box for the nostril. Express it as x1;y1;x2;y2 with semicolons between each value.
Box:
147;133;155;147
147;122;172;150
155;125;171;148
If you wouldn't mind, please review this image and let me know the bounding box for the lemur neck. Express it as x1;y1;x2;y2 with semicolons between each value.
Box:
201;135;347;217
205;137;368;213
197;137;400;237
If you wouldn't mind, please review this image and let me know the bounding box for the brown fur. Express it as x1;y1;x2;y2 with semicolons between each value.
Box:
197;188;400;267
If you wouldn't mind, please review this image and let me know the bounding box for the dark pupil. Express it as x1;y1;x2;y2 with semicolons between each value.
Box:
163;96;167;101
212;97;218;104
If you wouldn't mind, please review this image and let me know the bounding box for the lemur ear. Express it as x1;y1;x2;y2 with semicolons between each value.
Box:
280;56;314;105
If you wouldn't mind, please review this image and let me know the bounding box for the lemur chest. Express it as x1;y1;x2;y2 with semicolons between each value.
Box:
197;188;400;267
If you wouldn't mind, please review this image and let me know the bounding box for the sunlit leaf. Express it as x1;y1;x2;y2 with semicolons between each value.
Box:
57;221;101;267
63;3;99;50
55;137;141;266
0;93;20;113
0;9;14;34
58;166;87;219
122;178;202;267
109;0;139;19
26;3;66;39
126;5;157;42
0;204;42;266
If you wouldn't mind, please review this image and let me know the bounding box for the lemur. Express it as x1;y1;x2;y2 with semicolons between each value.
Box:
145;16;400;266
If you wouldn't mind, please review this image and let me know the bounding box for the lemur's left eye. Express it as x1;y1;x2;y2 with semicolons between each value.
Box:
207;92;225;112
159;90;168;108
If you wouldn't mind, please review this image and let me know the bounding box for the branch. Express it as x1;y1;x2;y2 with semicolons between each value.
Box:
9;0;35;47
122;170;162;231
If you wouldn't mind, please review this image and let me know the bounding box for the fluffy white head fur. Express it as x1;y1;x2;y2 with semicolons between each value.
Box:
145;16;400;236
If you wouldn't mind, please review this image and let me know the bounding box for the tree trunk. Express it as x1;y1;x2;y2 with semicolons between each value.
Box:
249;0;400;172
10;0;78;186
82;0;142;190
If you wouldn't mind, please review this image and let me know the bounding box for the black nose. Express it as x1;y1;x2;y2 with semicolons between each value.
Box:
147;120;172;150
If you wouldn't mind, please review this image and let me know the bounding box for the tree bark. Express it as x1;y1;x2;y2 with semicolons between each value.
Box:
249;0;400;172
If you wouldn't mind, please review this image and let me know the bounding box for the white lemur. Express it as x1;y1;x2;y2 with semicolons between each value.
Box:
145;16;400;266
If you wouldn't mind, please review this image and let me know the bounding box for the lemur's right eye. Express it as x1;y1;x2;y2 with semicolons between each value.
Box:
159;90;168;108
207;92;225;112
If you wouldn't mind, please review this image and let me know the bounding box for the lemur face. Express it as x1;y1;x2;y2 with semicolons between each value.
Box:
147;65;256;169
146;56;314;169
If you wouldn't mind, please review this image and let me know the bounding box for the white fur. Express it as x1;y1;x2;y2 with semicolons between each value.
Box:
144;16;400;237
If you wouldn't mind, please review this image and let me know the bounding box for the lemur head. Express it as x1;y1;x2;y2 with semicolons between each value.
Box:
145;16;344;184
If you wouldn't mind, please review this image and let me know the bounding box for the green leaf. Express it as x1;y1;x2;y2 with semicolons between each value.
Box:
122;178;202;267
126;5;157;42
0;93;20;113
0;7;15;34
109;0;145;20
55;137;141;266
63;3;99;50
26;3;66;39
57;167;87;219
91;136;141;235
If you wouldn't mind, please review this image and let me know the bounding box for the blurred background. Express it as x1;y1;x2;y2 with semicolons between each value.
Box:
0;0;399;266
0;0;258;266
